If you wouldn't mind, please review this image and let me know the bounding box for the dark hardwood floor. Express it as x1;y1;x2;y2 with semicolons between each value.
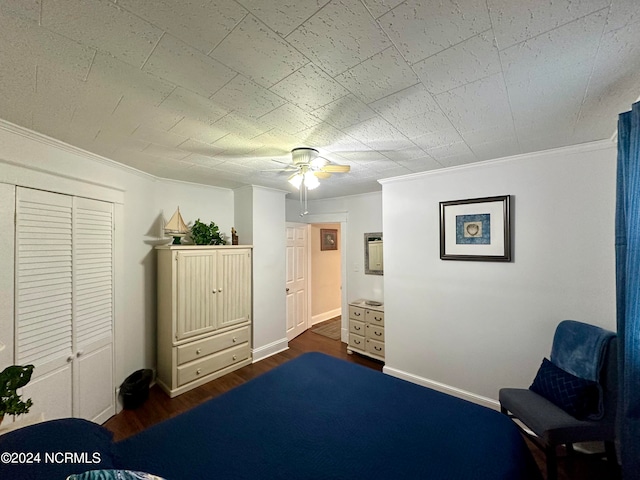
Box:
103;328;618;480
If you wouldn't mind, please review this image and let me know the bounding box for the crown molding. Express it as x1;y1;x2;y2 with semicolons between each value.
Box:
378;139;615;186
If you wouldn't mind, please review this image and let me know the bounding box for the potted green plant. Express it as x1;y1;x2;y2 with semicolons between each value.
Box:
190;219;227;245
0;364;34;426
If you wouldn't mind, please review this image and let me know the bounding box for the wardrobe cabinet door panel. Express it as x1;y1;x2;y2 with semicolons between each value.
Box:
217;249;251;329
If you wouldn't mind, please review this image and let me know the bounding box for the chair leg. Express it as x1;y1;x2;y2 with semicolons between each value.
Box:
545;445;558;480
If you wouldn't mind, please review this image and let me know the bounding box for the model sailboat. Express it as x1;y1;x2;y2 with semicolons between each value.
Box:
165;207;189;244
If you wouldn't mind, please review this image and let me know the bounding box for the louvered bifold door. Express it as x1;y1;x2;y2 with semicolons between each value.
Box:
16;187;73;420
73;197;114;423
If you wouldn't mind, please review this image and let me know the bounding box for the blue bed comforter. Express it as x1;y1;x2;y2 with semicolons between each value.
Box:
0;353;541;479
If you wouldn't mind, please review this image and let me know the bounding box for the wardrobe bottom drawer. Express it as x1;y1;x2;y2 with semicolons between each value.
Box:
177;343;249;387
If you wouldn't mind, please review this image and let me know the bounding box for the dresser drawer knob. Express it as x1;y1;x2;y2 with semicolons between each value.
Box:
375;317;382;321
354;312;361;316
354;326;361;330
354;339;361;345
196;369;201;375
232;355;237;361
196;349;201;355
375;332;382;336
232;337;237;343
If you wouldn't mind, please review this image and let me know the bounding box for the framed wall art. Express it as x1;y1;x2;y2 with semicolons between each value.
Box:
439;195;511;262
320;228;338;251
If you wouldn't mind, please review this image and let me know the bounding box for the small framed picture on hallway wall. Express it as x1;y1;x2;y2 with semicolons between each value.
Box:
321;229;338;251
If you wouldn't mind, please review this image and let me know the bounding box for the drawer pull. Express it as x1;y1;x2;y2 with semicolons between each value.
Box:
374;331;382;336
232;337;237;343
232;355;237;361
354;339;361;345
354;326;361;330
374;346;382;351
375;316;382;321
196;349;201;355
354;312;361;316
196;369;201;375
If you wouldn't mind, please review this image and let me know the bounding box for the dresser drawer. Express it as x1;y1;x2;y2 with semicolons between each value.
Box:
349;319;365;336
177;326;250;365
348;333;365;351
365;309;384;326
177;343;249;387
367;324;385;341
349;305;365;321
366;338;385;357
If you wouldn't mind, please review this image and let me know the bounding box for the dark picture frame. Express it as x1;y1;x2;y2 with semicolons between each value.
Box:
440;195;511;262
320;228;338;251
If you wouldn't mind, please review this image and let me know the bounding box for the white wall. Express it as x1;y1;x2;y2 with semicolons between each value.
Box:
237;186;288;360
310;223;341;321
381;141;617;407
286;191;384;303
0;121;235;391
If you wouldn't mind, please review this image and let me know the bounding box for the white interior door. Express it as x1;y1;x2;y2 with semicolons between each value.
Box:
285;224;309;341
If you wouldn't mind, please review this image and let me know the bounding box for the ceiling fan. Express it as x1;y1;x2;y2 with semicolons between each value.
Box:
272;147;351;190
270;147;351;216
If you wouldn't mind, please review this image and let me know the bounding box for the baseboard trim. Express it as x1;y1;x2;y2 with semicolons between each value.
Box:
383;366;500;411
252;338;289;363
311;308;342;326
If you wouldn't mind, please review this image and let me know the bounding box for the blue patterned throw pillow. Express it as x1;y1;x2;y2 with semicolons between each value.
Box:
529;358;599;419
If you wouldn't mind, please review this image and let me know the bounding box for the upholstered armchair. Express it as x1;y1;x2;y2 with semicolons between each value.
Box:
499;320;617;480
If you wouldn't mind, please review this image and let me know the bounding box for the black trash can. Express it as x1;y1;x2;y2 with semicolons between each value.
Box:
120;369;153;409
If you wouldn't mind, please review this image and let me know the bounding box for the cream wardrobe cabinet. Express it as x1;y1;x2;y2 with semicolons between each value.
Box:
156;246;252;397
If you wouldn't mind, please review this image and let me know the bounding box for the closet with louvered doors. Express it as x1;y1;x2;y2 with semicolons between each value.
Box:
15;187;115;424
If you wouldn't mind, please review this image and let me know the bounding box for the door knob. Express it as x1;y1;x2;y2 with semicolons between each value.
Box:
286;288;290;292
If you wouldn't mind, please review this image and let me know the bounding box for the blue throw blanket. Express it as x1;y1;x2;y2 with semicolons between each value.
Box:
550;320;615;419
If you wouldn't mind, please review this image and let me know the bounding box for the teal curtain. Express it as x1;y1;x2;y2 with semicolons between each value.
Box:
616;101;640;478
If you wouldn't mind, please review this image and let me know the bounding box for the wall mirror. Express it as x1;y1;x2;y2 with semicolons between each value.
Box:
364;232;383;275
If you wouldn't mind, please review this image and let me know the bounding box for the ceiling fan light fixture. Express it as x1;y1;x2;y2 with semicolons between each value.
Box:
310;157;328;170
288;172;303;189
304;171;320;190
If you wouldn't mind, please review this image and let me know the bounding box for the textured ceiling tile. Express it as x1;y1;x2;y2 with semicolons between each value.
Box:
160;87;229;125
369;84;440;123
182;153;226;167
213;112;273;140
41;0;162;68
488;0;609;50
132;125;188;148
413;32;501;95
108;97;185;135
88;53;175;106
118;0;247;54
286;0;391;76
425;142;477;167
312;94;378;130
0;48;36;128
142;143;192;161
345;116;413;150
1;0;41;23
379;0;491;64
335;47;419;104
237;0;329;37
381;144;427;161
517;129;576;154
0;10;95;81
393;110;456;140
468;137;521;161
412;124;464;150
295;121;356;151
95;129;149;154
574;24;640;141
178;140;226;158
210;75;286;119
396;155;442;172
32;63;87;140
211;133;263;154
251;130;302;153
143;34;237;98
258;103;321;135
210;14;308;88
168;117;229;144
436;73;512;134
360;0;405;19
270;62;349;110
500;10;607;85
604;0;640;33
336;150;388;164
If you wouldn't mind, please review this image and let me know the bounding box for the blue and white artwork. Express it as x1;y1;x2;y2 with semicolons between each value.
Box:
456;214;490;244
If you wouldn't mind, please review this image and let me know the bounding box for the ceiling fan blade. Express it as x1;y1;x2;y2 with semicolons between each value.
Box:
314;171;332;179
321;164;351;173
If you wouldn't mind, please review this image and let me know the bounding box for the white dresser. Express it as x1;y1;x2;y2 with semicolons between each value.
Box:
156;245;252;397
347;299;384;361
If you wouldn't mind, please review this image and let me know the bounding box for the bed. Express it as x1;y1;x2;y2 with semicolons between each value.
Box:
0;352;541;479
